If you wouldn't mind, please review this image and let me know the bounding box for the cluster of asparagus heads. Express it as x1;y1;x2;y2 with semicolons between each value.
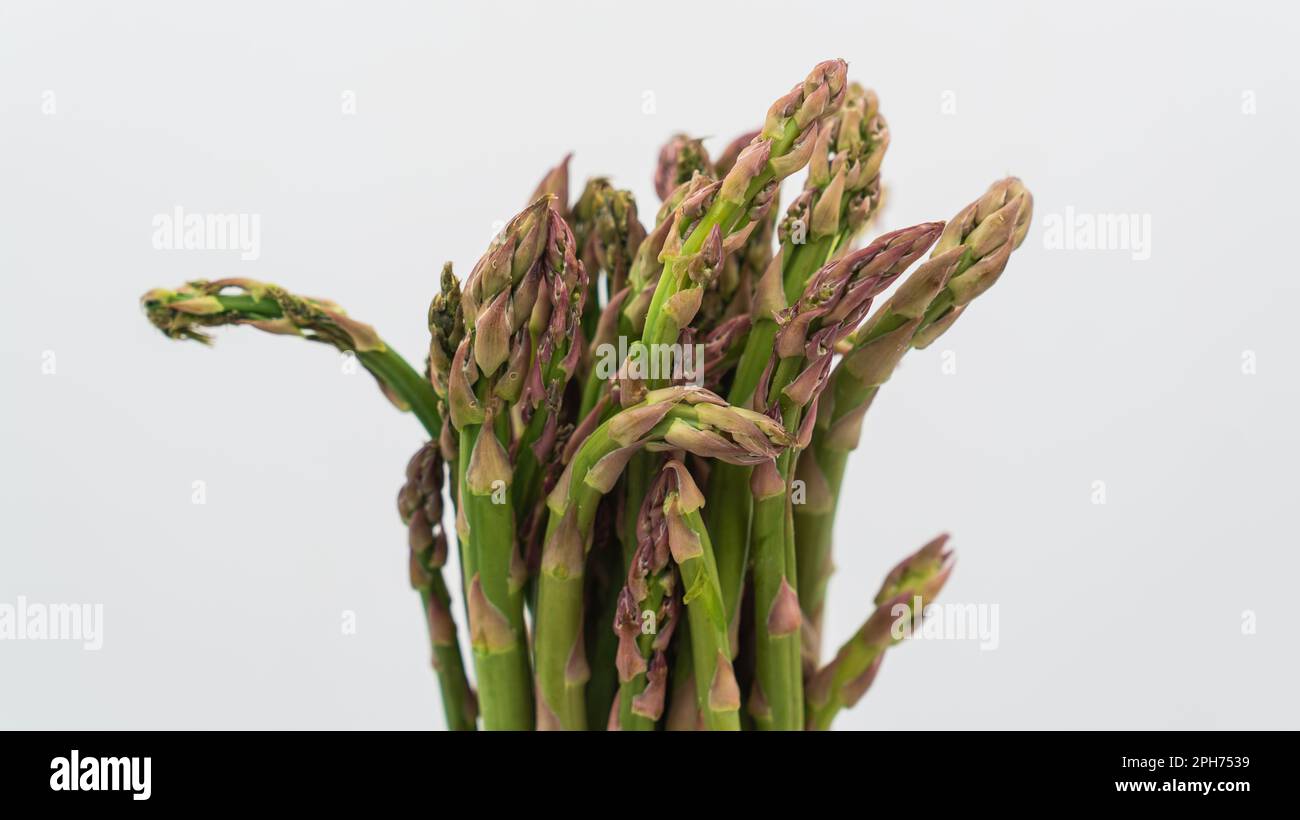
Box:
141;58;1031;730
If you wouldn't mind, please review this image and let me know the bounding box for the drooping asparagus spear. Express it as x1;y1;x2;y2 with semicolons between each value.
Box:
707;84;890;636
638;60;848;367
533;385;791;729
141;278;441;436
748;223;943;730
399;442;477;730
795;179;1033;650
805;534;954;730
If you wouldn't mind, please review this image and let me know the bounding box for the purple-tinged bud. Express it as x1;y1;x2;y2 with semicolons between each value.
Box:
840;653;885;709
466;423;511;496
769;120;820;180
473;288;513;376
655;135;713;201
530;154;571;218
793;450;833;514
794;82;831;131
766;577;803;637
677;179;722;223
708;651;741;712
714;129;760;177
467;574;517;653
584;443;643;494
764;87;804;137
663;283;704;329
810;166;847;240
566;631;590;686
662;459;705;513
609;401;675;446
493;329;529;403
447;338;484;429
664;495;703;563
631;651;668;720
540;508;585;580
912;304;966;349
663;419;768;465
752;249;787;321
749;458;785;500
718;139;772;205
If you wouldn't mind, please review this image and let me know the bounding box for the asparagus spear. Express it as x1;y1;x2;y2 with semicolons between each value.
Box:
398;442;478;730
530;153;572;219
661;459;742;729
654;134;713;202
571;178;647;351
707;83;890;637
638;59;848;367
805;534;954;730
748;222;943;730
141;278;441;436
610;464;680;730
442;196;587;729
795;179;1033;650
533;385;791;728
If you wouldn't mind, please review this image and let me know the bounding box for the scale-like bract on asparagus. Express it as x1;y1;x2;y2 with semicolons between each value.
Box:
136;56;1034;732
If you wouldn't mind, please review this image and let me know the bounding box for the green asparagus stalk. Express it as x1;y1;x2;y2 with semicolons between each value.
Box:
661;460;741;729
442;196;587;729
795;179;1033;651
805;534;954;730
534;385;791;728
707;83;890;637
748;223;943;730
638;59;848;367
399;442;478;730
141;278;441;437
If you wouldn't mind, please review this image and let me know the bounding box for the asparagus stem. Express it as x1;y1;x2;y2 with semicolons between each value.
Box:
708;83;889;639
141;281;443;437
797;179;1033;653
418;580;477;730
400;442;478;730
462;416;534;730
806;535;954;729
672;494;741;730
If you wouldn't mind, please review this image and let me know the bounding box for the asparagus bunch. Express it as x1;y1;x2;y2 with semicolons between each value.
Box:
138;58;1033;731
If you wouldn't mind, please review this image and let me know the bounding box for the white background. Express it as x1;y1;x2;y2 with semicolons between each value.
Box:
2;0;1297;729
